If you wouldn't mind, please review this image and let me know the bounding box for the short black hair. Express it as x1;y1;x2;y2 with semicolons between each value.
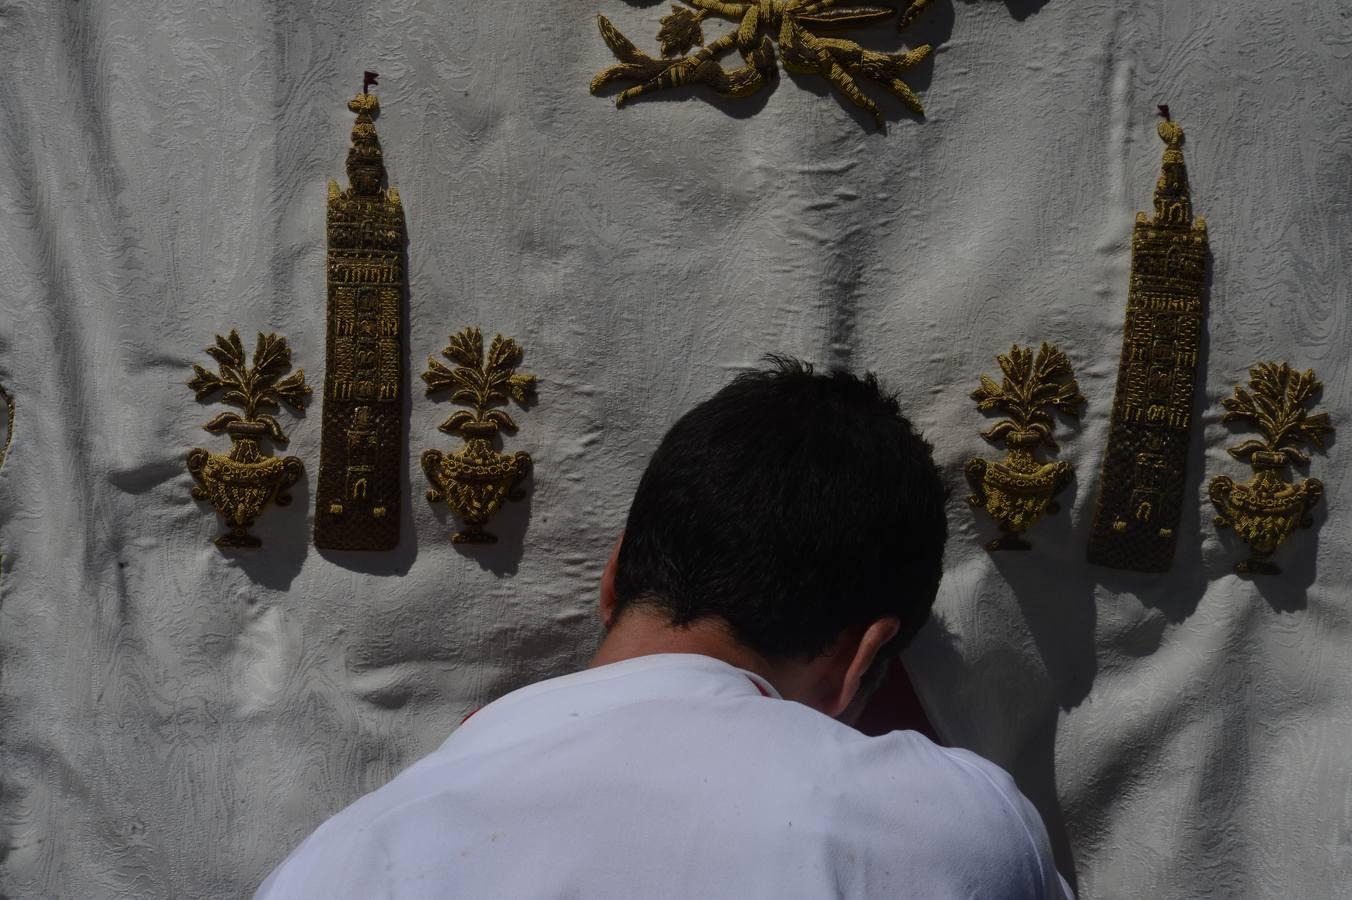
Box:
614;357;948;660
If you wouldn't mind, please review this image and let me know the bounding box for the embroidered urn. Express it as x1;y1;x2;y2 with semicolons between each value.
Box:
186;331;311;548
1209;362;1333;574
421;327;536;544
965;342;1084;551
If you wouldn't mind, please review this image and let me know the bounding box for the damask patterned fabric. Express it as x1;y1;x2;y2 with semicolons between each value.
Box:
0;1;1348;897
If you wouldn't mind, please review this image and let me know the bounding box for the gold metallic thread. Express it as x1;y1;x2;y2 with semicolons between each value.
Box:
186;331;311;548
421;328;536;545
0;381;12;476
590;0;934;128
313;89;408;551
1086;116;1209;572
966;342;1084;551
0;382;10;588
1209;362;1333;575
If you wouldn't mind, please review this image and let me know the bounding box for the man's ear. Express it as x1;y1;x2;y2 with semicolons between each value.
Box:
828;616;901;718
599;533;623;629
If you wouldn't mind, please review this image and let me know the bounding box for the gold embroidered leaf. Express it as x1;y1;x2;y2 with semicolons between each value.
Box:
970;374;1007;410
421;357;460;394
1300;411;1334;449
596;12;644;62
438;410;477;435
252;332;293;379
485;334;524;378
443;328;484;369
206;330;247;371
507;373;536;404
797;6;895;28
270;368;312;411
255;414;289;445
1225;438;1266;461
979;420;1015;444
658;4;704;56
188;364;226;400
203;411;242;433
484;408;518;434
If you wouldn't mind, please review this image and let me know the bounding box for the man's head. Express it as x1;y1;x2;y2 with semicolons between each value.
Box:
598;357;948;717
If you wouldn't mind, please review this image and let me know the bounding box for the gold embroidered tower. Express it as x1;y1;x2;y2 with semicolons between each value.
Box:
314;88;407;550
1087;114;1208;571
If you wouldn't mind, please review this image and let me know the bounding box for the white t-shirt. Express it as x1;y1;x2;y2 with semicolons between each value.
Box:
256;653;1072;899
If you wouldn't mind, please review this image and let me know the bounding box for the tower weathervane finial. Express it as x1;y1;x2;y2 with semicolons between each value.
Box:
1152;111;1193;227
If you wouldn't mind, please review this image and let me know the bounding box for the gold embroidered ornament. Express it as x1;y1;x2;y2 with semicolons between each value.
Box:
313;80;408;551
1086;111;1209;572
421;328;536;544
0;382;10;583
187;331;311;548
966;342;1084;551
0;381;12;475
1209;362;1333;575
591;0;935;128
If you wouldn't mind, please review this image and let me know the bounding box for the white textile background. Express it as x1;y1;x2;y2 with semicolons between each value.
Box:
1;1;1349;897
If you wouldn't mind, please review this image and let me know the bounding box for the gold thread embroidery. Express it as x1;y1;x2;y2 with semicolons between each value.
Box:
0;382;13;476
420;328;535;544
187;331;311;548
966;342;1084;551
1086;111;1209;571
0;383;10;588
1209;362;1333;575
590;0;934;128
314;85;408;551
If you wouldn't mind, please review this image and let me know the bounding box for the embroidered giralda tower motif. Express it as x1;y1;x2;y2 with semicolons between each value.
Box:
1086;111;1208;571
314;81;407;550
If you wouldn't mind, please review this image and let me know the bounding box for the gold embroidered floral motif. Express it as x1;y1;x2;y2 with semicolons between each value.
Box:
1086;111;1209;572
966;342;1084;551
314;85;408;551
421;328;536;544
1209;362;1333;575
187;331;311;548
590;0;934;128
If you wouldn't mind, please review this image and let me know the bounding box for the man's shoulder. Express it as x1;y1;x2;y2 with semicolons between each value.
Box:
756;713;1065;897
848;733;1069;898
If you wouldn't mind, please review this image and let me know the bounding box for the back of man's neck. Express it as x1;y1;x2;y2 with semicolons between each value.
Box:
589;608;775;686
